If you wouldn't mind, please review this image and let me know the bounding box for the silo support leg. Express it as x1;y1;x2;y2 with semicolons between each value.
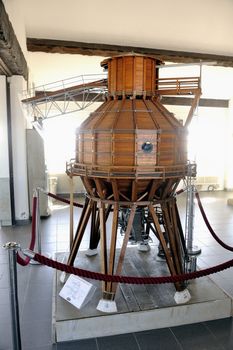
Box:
161;202;183;276
87;204;112;254
67;199;93;266
97;205;136;313
148;204;183;292
106;203;119;294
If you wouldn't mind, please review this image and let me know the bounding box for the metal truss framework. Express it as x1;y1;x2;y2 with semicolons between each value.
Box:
22;74;201;126
22;74;108;121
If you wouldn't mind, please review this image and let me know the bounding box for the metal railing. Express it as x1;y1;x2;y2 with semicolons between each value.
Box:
21;74;108;121
22;73;107;101
156;77;200;95
66;160;187;180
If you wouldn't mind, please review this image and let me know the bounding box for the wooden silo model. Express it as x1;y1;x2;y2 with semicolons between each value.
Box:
67;54;195;312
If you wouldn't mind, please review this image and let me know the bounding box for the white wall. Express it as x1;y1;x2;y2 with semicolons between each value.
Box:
27;52;103;86
0;76;11;225
10;76;29;221
0;76;9;178
163;104;229;190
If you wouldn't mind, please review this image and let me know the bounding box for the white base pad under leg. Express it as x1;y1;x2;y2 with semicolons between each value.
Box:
60;271;66;284
85;248;98;257
137;243;150;252
174;288;191;304
96;299;117;313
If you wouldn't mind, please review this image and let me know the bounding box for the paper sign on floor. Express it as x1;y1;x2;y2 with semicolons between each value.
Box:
59;275;96;309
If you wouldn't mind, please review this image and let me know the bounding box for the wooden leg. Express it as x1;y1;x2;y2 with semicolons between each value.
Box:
99;202;108;292
148;203;183;291
89;204;112;250
111;205;136;294
89;201;98;250
161;202;183;276
67;198;93;266
106;203;119;294
169;200;184;270
174;201;187;256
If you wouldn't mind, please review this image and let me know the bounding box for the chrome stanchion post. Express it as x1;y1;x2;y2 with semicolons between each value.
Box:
185;162;201;272
3;242;22;350
36;187;41;254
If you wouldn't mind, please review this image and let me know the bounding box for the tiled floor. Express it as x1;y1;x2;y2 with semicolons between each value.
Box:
0;190;233;349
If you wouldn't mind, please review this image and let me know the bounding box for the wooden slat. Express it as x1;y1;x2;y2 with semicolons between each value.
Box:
119;269;141;312
121;258;156;310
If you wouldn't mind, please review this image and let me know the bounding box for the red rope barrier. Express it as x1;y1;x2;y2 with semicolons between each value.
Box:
176;189;185;195
195;192;233;252
33;252;233;284
47;192;83;208
17;196;37;266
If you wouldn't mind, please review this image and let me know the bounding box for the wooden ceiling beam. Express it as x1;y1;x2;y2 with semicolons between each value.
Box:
27;38;233;67
161;96;229;108
0;0;28;79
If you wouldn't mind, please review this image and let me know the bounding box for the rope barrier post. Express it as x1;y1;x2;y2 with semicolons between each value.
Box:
3;242;22;350
185;162;201;272
69;176;74;251
36;187;42;254
29;189;41;265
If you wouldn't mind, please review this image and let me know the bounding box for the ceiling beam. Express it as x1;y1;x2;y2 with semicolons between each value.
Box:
0;0;28;79
27;38;233;67
161;97;229;108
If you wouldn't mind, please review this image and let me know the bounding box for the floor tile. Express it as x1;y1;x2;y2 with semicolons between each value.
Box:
135;328;182;350
21;320;53;348
22;298;52;322
57;338;97;349
204;317;233;350
171;323;224;350
0;321;13;349
97;333;140;350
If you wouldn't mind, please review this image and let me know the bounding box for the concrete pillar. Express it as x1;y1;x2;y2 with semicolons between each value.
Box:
0;76;12;225
9;76;29;222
